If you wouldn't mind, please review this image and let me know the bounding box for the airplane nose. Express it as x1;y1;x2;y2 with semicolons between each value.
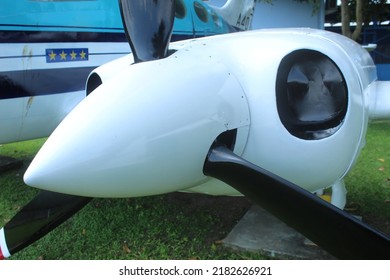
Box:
24;55;250;197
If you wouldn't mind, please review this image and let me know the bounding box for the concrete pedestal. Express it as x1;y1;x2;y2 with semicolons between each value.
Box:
223;205;335;259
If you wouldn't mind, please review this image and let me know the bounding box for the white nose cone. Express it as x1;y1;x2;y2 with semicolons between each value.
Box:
24;57;249;197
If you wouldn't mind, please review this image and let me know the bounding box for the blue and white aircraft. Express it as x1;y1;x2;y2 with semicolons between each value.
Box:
0;0;255;144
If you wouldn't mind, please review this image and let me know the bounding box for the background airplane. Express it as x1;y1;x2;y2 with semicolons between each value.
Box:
1;0;389;260
0;0;255;144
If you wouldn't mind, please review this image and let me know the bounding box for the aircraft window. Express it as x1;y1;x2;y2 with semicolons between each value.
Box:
194;1;209;23
175;0;186;19
276;50;348;140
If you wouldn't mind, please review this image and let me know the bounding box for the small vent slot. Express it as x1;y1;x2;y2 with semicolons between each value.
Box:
86;73;102;96
213;129;237;151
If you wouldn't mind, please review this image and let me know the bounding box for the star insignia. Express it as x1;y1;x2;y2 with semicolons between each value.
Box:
79;50;87;60
46;48;88;63
49;51;57;61
59;50;67;60
70;50;77;60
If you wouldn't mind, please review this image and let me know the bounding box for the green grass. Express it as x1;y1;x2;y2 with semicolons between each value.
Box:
344;121;390;232
0;121;389;260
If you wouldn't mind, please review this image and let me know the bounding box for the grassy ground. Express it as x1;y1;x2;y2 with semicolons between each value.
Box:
0;121;389;260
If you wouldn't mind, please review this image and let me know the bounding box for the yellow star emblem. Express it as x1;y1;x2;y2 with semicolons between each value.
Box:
49;51;57;61
79;50;87;59
59;50;67;60
70;50;77;60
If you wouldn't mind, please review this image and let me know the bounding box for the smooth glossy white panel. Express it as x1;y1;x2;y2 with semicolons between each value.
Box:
24;51;250;197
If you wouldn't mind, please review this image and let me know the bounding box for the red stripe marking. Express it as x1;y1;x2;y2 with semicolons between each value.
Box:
0;246;4;260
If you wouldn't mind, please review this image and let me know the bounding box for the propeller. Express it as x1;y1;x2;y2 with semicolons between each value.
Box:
119;0;176;63
203;145;390;259
1;0;177;259
0;191;91;259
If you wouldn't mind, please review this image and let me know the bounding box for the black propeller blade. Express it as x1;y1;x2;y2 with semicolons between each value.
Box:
119;0;176;63
204;145;390;259
0;191;91;259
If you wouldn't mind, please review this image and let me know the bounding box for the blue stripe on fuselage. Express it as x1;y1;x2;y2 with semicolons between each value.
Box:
0;30;201;44
0;67;95;99
0;31;202;100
